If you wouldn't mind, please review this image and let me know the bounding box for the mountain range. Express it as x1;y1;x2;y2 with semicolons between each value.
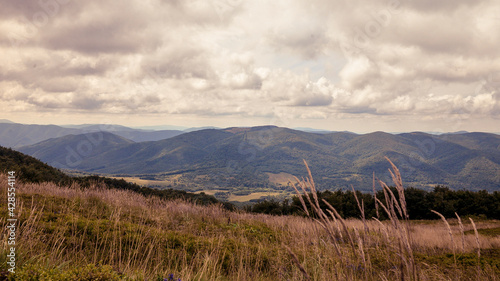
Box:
12;125;500;191
0;121;185;147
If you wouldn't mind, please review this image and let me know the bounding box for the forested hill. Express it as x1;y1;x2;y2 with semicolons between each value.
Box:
0;145;71;184
17;126;500;191
2;145;499;218
0;146;224;207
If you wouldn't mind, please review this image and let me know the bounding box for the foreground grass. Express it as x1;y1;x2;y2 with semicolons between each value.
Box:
1;175;499;280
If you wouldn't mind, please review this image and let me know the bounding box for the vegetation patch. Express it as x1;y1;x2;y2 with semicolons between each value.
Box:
465;227;500;237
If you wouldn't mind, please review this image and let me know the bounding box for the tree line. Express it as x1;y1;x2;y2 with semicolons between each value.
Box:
248;186;500;220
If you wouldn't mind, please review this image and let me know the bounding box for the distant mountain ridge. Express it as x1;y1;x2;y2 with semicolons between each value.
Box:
0;123;185;147
0;123;82;148
18;132;134;169
15;126;500;191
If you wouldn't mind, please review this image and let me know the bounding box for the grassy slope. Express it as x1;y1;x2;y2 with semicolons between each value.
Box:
0;145;223;207
1;175;499;280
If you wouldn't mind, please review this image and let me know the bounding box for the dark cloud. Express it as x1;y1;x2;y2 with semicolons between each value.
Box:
403;0;485;12
70;94;105;110
141;46;213;79
0;0;77;20
292;94;333;106
267;21;329;59
36;77;80;93
42;21;157;54
0;52;116;94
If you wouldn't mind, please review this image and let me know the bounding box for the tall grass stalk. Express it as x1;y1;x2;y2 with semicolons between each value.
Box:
455;212;465;253
431;210;457;267
290;158;418;280
469;217;481;281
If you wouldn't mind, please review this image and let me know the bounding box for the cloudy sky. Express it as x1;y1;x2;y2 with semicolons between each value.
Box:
1;0;499;132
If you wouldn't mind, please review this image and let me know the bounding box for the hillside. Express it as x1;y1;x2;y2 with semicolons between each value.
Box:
60;124;185;142
0;123;185;148
16;126;500;190
1;173;499;280
18;132;135;169
0;123;82;148
1;140;500;279
0;145;222;206
111;129;184;142
0;145;72;184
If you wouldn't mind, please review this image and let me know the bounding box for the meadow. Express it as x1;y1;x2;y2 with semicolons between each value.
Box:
110;175;292;203
1;164;499;280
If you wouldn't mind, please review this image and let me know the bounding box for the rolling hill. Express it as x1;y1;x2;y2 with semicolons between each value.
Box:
60;123;185;142
0;123;82;148
15;126;500;191
18;132;135;170
0;122;185;147
2;139;500;280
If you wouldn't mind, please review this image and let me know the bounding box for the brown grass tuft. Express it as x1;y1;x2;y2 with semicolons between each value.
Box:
431;210;457;267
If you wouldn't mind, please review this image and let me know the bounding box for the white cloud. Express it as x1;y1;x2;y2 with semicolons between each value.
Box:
1;0;499;132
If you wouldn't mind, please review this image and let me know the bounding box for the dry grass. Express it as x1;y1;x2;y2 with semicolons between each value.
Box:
289;158;500;281
1;168;499;280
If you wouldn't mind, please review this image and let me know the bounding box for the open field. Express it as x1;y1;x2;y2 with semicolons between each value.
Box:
266;172;295;185
228;192;283;202
109;176;177;188
194;189;286;202
1;174;499;280
112;176;293;202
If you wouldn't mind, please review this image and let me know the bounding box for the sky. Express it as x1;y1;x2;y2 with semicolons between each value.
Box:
1;0;500;133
